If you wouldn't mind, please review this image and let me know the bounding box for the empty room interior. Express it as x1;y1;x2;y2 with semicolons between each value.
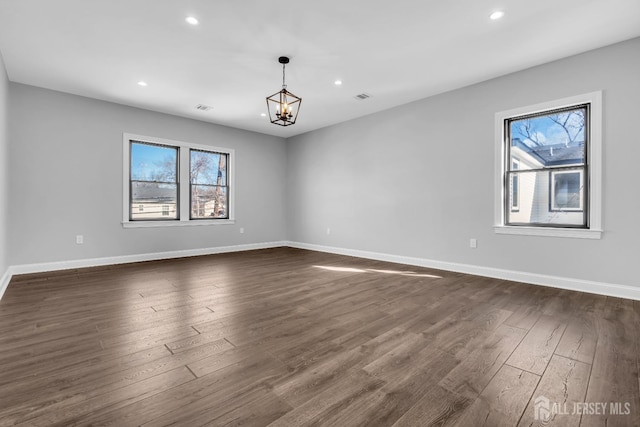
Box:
1;1;640;426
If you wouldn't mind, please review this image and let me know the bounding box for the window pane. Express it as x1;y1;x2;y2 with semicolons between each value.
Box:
131;142;177;182
506;168;585;227
131;182;178;219
509;106;586;171
190;150;227;186
191;185;228;219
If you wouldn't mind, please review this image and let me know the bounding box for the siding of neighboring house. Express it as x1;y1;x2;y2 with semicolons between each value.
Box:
130;202;177;220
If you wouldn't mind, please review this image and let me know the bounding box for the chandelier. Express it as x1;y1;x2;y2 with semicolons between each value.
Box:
266;56;301;126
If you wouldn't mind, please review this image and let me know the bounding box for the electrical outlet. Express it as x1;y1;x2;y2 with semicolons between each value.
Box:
469;238;477;249
326;228;331;235
239;227;245;234
76;235;84;245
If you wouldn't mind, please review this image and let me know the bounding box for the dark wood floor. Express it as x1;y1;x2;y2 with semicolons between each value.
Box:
0;247;638;426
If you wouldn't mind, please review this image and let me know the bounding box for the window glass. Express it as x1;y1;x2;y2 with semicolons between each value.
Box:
130;142;178;220
124;134;234;227
190;150;228;219
505;105;588;228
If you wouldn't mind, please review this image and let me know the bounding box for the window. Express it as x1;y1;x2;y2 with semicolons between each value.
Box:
190;150;228;219
129;141;179;220
122;133;234;227
505;104;587;227
494;92;602;239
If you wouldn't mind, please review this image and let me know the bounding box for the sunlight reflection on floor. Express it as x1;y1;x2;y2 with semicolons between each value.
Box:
313;265;442;278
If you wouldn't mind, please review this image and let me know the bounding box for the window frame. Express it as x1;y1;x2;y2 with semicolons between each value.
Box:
122;133;235;228
189;148;230;220
504;104;589;229
129;140;180;222
494;92;602;239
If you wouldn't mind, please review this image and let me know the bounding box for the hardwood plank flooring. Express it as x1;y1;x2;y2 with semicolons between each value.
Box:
505;314;566;376
438;323;527;399
452;364;540;427
517;355;591;427
0;247;638;426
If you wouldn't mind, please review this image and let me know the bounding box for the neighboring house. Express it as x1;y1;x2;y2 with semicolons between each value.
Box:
509;138;585;225
131;184;177;220
131;182;227;219
203;197;226;218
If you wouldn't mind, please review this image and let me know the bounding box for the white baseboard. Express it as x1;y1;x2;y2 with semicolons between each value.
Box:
286;241;640;301
2;240;639;302
0;241;288;300
0;267;12;301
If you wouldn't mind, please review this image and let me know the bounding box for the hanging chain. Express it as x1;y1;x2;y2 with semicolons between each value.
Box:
282;63;287;89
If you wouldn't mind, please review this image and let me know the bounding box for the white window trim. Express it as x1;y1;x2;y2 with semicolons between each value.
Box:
122;133;235;228
494;91;602;239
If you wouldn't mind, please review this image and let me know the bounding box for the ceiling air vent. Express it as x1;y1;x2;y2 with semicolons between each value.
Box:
195;104;212;111
354;93;371;101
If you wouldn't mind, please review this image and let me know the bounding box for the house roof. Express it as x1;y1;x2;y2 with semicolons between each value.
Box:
512;139;584;167
132;183;176;203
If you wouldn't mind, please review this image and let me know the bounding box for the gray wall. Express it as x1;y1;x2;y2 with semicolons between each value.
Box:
5;38;640;290
0;52;8;277
287;37;640;288
8;84;287;265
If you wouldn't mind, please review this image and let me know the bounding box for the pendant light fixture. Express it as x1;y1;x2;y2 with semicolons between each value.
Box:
266;56;302;126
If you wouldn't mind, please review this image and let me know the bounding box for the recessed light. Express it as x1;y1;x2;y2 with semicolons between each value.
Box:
185;16;199;25
334;80;343;86
137;81;148;87
490;11;504;20
260;113;267;117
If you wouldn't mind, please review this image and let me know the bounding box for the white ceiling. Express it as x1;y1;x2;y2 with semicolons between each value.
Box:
1;1;639;138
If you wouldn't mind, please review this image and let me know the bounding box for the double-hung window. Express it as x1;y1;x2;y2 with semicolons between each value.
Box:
129;141;179;220
123;133;234;227
495;92;602;239
190;149;229;219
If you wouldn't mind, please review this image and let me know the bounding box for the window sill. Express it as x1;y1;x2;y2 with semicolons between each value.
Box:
122;219;236;228
494;225;602;239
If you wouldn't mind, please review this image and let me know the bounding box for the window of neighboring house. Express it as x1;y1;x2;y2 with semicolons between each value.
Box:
550;169;583;211
129;141;179;221
123;133;235;228
190;149;229;219
494;92;602;239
